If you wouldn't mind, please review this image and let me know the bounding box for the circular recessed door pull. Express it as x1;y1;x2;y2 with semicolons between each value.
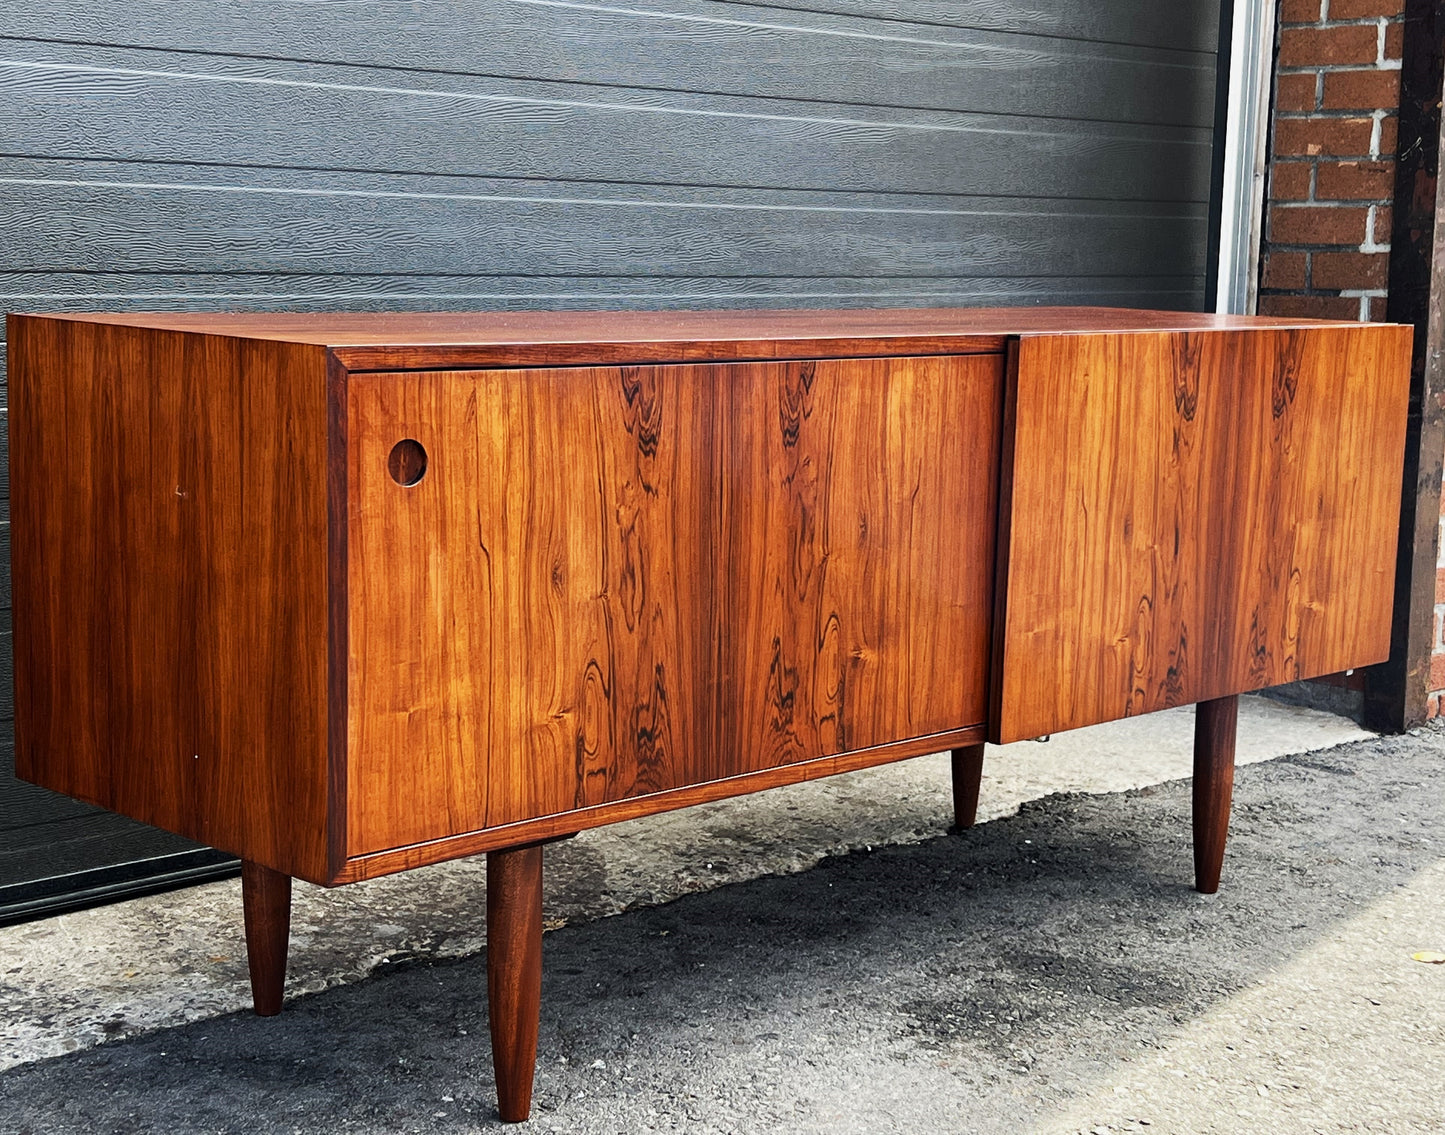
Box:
387;439;427;486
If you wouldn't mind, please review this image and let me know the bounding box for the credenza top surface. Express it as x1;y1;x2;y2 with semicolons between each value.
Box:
14;307;1381;372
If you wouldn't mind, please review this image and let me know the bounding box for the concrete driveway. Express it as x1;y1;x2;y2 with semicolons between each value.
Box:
1;700;1442;1133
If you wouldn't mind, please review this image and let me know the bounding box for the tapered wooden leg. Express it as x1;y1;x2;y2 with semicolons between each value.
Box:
488;842;544;1124
950;743;986;830
241;860;291;1016
1193;695;1238;894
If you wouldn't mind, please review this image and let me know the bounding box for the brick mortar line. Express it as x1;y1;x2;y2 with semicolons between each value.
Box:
1281;10;1403;23
1277;64;1403;74
1264;249;1394;256
1275;108;1400;117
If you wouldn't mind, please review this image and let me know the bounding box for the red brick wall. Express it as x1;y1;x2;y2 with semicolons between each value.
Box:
1260;0;1404;323
1257;0;1445;715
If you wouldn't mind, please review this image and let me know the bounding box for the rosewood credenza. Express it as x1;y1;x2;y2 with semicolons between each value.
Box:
6;307;1411;1121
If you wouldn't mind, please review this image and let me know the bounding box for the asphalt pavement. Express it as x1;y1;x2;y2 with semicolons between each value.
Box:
1;719;1442;1134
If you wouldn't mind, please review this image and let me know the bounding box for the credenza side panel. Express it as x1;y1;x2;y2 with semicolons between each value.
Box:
8;316;333;882
993;325;1412;744
346;355;1001;855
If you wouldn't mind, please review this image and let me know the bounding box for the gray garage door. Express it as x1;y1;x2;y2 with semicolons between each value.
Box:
0;0;1226;919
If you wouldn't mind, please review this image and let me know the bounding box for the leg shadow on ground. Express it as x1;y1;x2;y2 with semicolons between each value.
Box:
1;730;1441;1134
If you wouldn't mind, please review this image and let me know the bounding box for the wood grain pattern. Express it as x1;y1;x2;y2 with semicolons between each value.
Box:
950;743;986;830
345;355;1000;856
43;307;1344;367
1192;695;1236;895
7;314;334;882
993;325;1413;744
326;353;350;880
7;307;1413;890
241;859;291;1016
334;725;985;883
487;842;544;1123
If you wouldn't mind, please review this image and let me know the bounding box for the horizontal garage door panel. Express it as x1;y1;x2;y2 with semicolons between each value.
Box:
1;1;1219;106
1;164;1207;280
0;51;1212;201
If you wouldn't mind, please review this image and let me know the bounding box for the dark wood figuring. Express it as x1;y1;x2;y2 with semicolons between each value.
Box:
993;325;1412;744
950;744;986;831
487;843;544;1125
9;308;1412;886
345;355;1001;856
1192;696;1238;895
7;314;335;882
241;860;292;1017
